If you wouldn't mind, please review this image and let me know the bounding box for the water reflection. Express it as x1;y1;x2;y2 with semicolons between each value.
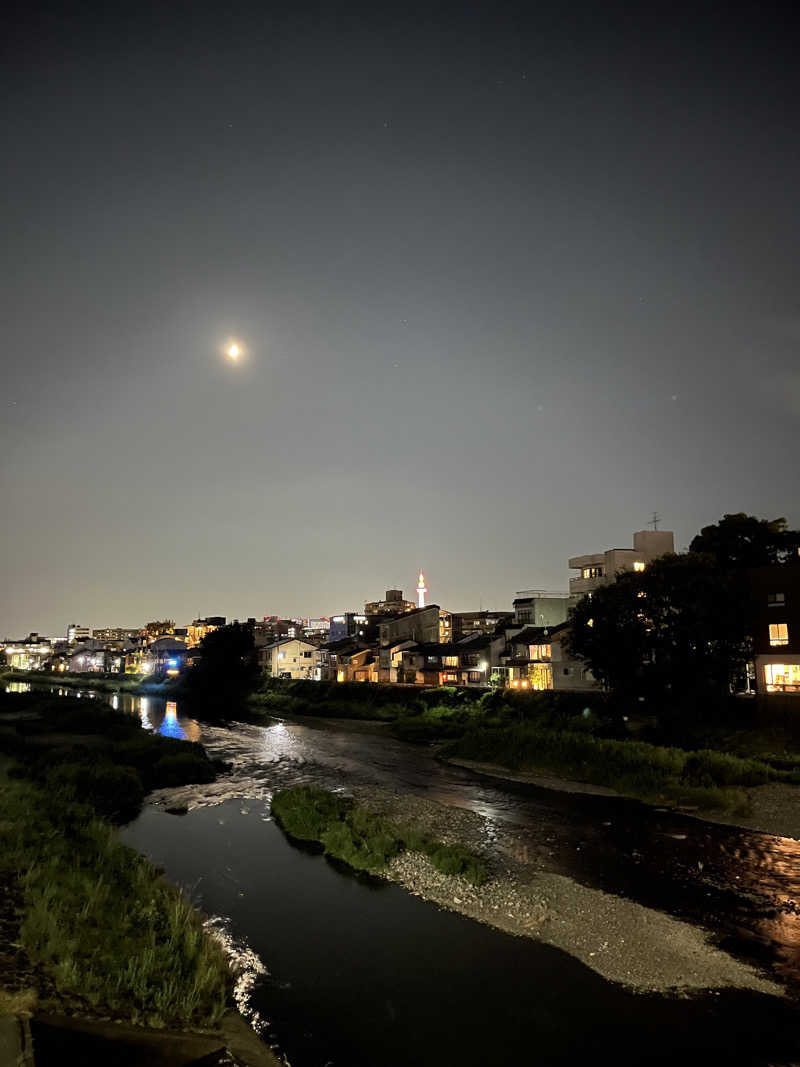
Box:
132;695;201;741
5;681;31;693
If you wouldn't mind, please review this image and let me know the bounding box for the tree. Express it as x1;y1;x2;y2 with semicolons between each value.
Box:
145;619;175;637
689;514;800;569
568;553;752;711
185;622;258;709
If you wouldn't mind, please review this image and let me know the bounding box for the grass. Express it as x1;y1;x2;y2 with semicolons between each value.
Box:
271;786;488;885
0;778;230;1028
441;722;787;812
1;691;219;823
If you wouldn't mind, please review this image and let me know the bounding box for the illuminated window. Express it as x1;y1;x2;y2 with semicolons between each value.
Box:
582;566;604;579
768;593;785;607
769;623;789;647
764;663;800;692
633;561;645;572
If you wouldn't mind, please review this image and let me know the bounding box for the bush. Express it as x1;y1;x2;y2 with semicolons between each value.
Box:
422;842;488;886
321;809;403;871
271;786;352;840
272;787;488;884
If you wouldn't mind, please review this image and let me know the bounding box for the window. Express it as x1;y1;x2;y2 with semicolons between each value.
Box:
582;566;604;579
768;593;786;608
765;663;800;693
769;623;789;647
633;561;645;572
563;667;570;676
442;656;458;667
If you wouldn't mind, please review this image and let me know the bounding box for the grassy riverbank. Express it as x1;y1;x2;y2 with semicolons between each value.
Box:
256;681;800;814
0;689;231;1028
1;668;182;697
440;723;796;812
272;786;488;885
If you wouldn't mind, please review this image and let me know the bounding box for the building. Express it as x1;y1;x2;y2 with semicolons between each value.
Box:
329;613;371;643
333;646;379;684
67;624;91;644
451;610;514;639
378;605;441;649
92;627;139;642
302;618;331;641
69;640;125;674
3;635;54;671
364;589;416;617
568;529;675;601
511;592;570;628
749;564;800;696
493;622;599;693
186;617;226;648
253;617;303;646
259;638;318;680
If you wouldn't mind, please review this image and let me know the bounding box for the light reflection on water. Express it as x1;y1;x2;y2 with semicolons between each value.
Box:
5;681;32;693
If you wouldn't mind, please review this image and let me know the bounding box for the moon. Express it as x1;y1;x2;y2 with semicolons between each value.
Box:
227;343;240;360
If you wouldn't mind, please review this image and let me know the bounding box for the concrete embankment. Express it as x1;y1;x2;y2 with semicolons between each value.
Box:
0;1012;282;1067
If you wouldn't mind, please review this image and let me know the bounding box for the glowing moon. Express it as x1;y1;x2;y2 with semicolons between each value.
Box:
227;344;240;360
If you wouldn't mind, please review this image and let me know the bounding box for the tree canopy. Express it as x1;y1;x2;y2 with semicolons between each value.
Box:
689;513;800;569
568;553;752;708
185;622;258;707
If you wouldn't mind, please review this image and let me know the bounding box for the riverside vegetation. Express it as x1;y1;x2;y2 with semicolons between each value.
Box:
254;679;800;814
271;786;488;885
0;689;230;1027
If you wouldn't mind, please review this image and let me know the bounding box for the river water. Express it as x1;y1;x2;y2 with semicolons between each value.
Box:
15;685;800;1065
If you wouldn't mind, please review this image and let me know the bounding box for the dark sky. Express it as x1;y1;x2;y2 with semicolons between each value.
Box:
2;1;798;636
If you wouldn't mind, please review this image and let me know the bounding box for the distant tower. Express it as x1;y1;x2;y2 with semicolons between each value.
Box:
417;570;427;609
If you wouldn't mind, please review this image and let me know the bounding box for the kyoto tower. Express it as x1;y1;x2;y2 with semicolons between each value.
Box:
417;570;427;609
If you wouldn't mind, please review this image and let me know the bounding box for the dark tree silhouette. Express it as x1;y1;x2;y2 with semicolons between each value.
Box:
568;553;752;711
185;622;258;712
689;514;800;569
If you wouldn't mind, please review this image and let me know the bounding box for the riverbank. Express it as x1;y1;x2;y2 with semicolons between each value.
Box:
0;689;280;1065
1;668;182;697
446;756;800;841
348;784;783;997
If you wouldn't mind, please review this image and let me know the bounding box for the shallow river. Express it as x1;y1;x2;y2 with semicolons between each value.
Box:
17;685;800;1065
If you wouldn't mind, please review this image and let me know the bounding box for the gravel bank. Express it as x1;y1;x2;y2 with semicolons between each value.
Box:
353;785;783;997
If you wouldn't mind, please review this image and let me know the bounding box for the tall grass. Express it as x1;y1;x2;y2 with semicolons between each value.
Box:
2;779;230;1028
443;724;779;811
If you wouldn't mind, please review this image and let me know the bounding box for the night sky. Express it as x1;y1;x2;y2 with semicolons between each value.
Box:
2;2;798;637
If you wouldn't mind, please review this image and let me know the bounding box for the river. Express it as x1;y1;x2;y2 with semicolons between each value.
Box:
14;684;800;1065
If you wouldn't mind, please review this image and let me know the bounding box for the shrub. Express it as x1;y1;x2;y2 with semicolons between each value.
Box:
271;786;352;840
422;842;488;886
272;787;488;884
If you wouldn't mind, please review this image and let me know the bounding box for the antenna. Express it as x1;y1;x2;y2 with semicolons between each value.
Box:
648;511;660;531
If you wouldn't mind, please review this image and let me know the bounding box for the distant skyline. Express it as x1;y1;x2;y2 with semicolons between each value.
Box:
2;1;798;636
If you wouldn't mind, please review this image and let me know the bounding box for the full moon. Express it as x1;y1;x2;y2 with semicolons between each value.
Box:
227;344;240;360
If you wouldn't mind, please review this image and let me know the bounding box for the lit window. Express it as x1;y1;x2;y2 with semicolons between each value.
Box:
587;618;594;627
633;561;645;572
767;593;785;608
769;623;789;647
764;663;800;692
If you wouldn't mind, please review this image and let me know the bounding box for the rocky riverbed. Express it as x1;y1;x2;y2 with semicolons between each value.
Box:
351;784;783;996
